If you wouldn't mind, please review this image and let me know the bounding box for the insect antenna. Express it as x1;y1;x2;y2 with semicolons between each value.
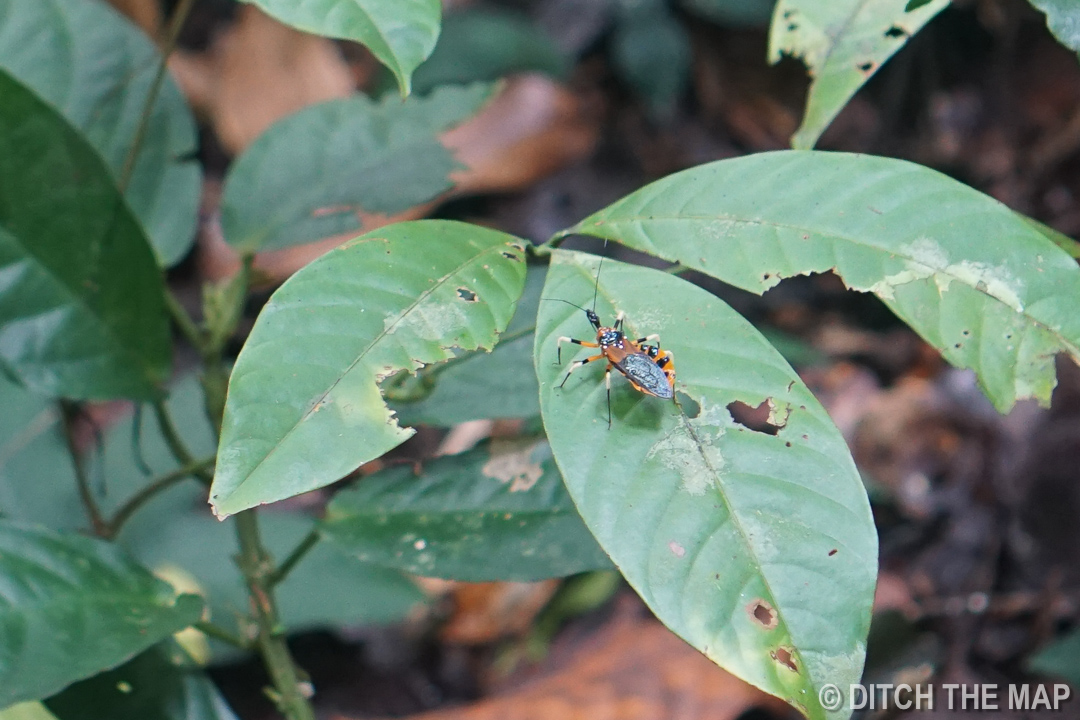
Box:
540;297;589;313
591;256;603;313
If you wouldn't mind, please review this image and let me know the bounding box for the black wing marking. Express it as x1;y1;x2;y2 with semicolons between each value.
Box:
615;353;674;399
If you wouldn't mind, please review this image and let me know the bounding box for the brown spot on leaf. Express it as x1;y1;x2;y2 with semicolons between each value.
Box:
747;599;778;630
858;61;876;74
771;646;799;673
502;251;521;260
457;287;478;302
829;548;838;556
884;25;907;38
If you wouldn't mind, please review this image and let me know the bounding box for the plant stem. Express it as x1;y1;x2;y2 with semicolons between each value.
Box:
104;456;214;539
268;529;321;588
195;620;252;650
164;289;206;354
235;511;316;720
151;399;213;484
59;401;107;536
119;0;199;191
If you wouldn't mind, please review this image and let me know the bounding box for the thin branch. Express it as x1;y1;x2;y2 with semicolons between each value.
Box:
151;399;213;484
195;620;253;650
268;529;321;588
164;289;205;354
235;511;316;720
59;402;107;536
118;0;199;191
104;456;214;539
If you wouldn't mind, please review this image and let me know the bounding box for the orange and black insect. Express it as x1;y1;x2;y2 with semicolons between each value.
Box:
551;268;676;426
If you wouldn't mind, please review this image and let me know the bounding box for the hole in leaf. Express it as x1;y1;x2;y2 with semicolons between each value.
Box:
727;399;785;435
747;599;778;630
502;251;521;260
771;646;799;673
676;392;700;418
456;287;478;302
829;548;838;556
857;61;875;73
787;23;798;31
884;25;907;38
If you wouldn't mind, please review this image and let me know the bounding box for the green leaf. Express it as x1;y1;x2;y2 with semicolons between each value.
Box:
561;150;1080;413
241;0;441;96
47;643;237;720
769;0;949;149
221;83;492;252
409;9;568;95
904;0;935;9
126;512;425;643
612;0;692;118
390;264;545;426
0;703;60;720
1029;0;1080;54
1028;627;1080;688
0;0;201;267
682;0;777;27
0;521;203;709
211;221;527;517
322;436;611;581
0;71;170;401
536;252;876;720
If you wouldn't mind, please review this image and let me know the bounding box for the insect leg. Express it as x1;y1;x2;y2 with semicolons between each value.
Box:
558;353;604;388
614;311;625;330
635;334;661;346
557;337;598;365
605;362;613;428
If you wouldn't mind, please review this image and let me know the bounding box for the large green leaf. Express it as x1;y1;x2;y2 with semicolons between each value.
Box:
322;436;611;581
211;221;527;517
221;83;492;252
769;0;949;149
129;512;425;640
47;643;237;720
0;521;203;709
536;252;876;720
241;0;441;95
409;9;568;95
1029;0;1080;54
0;0;200;267
390;264;545;426
0;71;170;401
561;150;1080;413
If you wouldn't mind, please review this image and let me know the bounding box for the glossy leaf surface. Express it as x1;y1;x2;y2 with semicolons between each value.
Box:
47;643;237;720
0;71;170;401
536;252;876;720
0;521;203;708
222;83;492;252
769;0;948;148
0;0;200;266
322;436;611;581
563;151;1080;413
1029;0;1080;53
211;221;527;517
241;0;441;95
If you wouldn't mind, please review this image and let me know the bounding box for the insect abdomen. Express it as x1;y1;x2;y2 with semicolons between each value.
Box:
617;353;674;399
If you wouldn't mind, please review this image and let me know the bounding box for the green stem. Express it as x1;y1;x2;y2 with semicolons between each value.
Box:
235;512;316;720
151;399;212;481
119;0;199;191
59;401;107;536
268;529;321;588
164;289;205;354
195;620;252;650
104;456;214;539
